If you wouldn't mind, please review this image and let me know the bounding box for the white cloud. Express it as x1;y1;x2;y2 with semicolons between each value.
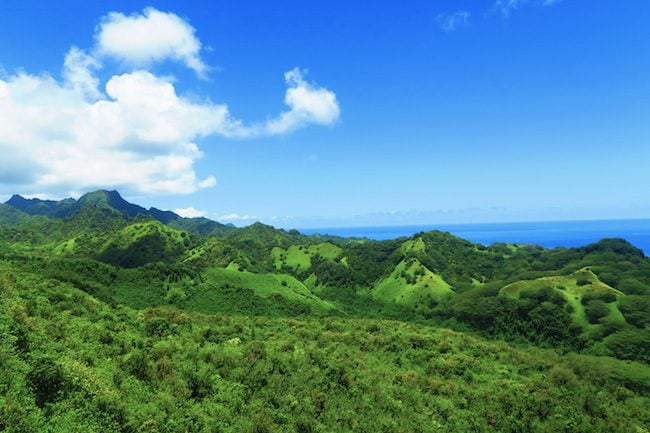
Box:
174;207;208;218
63;47;102;99
96;7;207;77
436;11;471;32
495;0;521;15
494;0;562;16
263;68;340;135
0;70;220;195
0;8;340;197
217;213;260;222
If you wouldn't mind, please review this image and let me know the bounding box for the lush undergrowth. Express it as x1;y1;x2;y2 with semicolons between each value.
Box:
1;267;649;433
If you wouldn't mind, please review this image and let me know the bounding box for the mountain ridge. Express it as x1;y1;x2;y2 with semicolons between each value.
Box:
4;189;234;236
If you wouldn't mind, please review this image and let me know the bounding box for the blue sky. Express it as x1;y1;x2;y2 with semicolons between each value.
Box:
0;1;649;227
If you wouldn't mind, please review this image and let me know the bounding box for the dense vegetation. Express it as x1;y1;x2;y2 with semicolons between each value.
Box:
0;191;648;432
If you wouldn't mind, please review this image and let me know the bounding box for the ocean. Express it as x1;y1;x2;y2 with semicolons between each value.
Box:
300;219;650;255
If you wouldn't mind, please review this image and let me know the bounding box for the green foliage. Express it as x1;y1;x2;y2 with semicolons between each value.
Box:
449;286;581;348
1;191;650;431
99;221;195;267
0;269;648;432
27;357;70;407
0;204;29;225
272;242;342;273
619;295;650;328
601;329;650;363
584;300;610;324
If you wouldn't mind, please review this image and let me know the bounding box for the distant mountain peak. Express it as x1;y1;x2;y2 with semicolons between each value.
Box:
77;189;122;204
77;189;148;218
7;194;52;205
5;194;66;216
249;221;274;229
6;194;27;204
3;189;235;237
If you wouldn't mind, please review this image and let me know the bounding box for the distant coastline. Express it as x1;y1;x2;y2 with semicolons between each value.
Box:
299;218;650;255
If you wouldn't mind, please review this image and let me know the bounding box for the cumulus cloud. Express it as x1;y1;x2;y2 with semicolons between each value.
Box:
436;11;471;32
0;70;219;195
263;68;340;135
174;207;208;218
0;7;340;197
96;7;207;77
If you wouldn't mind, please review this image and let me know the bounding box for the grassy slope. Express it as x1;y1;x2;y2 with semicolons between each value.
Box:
373;258;453;306
399;237;427;254
200;266;335;313
53;238;77;255
500;268;625;328
83;264;335;316
272;242;342;272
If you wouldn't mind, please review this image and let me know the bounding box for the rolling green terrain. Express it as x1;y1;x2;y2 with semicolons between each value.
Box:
0;190;649;432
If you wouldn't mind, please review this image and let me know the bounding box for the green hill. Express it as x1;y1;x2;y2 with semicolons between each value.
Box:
169;216;234;237
372;258;453;306
184;265;336;314
501;267;626;329
98;220;193;267
399;237;427;254
0;203;29;225
225;222;306;271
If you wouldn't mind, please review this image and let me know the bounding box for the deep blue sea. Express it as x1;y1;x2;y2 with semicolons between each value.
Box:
300;219;650;255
